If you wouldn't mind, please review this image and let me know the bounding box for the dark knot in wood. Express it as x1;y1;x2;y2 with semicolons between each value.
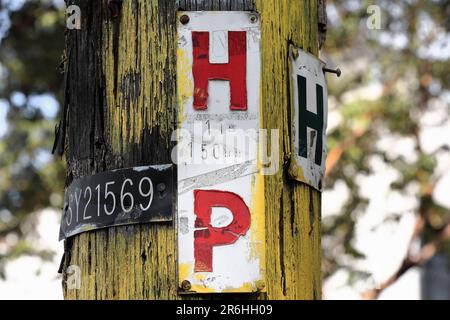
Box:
108;0;122;19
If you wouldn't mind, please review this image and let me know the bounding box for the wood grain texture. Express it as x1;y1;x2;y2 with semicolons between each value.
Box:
253;0;322;299
62;0;322;300
318;0;327;49
62;0;178;299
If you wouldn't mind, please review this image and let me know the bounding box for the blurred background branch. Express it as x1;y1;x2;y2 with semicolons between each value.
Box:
0;0;65;280
323;0;450;299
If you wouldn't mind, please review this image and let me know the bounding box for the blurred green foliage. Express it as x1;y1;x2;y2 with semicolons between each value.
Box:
0;0;65;278
323;0;450;282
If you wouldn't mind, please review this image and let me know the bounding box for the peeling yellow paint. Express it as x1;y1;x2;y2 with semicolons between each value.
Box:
176;46;192;124
65;1;178;300
254;0;322;299
221;282;255;293
102;1;177;152
179;262;193;285
249;169;265;266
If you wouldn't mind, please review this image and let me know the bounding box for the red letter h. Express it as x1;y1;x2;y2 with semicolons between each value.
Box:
192;31;247;111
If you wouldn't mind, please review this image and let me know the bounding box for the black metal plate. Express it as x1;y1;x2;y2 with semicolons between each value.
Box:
59;164;173;240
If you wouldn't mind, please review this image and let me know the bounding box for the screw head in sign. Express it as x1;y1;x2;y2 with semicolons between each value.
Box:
157;183;166;192
180;14;190;25
250;14;258;23
181;280;192;291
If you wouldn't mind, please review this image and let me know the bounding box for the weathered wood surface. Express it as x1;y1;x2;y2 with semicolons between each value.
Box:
61;0;322;300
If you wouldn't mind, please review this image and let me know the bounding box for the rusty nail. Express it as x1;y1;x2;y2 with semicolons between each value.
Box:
180;14;190;25
181;280;192;291
249;14;258;23
323;67;342;77
108;0;121;19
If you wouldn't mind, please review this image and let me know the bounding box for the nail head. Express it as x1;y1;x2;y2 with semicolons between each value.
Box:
181;280;191;291
180;15;190;25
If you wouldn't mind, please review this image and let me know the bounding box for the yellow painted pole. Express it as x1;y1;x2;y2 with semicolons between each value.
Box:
62;0;322;300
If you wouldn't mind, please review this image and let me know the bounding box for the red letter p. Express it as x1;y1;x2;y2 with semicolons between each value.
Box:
193;190;251;272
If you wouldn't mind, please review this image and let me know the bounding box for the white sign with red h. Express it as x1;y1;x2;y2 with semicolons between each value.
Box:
176;11;265;294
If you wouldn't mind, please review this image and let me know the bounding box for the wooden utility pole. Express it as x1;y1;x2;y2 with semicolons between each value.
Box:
60;0;324;300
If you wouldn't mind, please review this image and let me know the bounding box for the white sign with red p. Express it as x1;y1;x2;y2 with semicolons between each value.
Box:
176;11;265;294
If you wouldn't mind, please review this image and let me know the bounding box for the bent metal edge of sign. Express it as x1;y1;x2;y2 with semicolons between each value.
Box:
289;48;328;191
176;11;265;293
